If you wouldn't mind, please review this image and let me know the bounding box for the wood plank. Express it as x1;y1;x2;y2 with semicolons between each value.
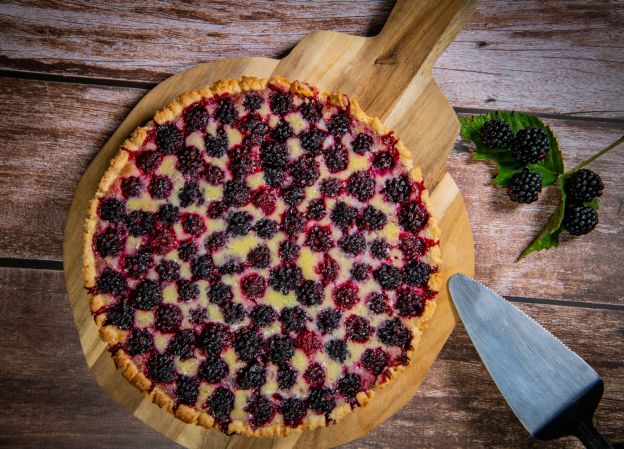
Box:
1;78;622;305
0;267;621;448
0;1;622;117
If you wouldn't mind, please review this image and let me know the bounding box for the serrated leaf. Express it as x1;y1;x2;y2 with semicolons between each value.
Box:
518;197;566;260
526;164;559;187
491;161;525;186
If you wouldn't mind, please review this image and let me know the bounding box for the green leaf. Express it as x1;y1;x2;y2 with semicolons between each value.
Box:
584;197;600;209
459;111;565;187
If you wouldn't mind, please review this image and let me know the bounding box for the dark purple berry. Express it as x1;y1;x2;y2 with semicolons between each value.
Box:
177;240;197;261
372;150;397;171
295;280;324;307
246;394;276;428
190;308;208;325
300;129;326;155
279;240;300;261
146;353;176;382
123;250;151;277
207;387;235;428
361;205;387;231
281;208;306;237
290;157;320;186
347;171;375;202
241;273;267;300
370;238;389;259
227;210;253;236
352;133;373;154
333;282;359;310
403;261;430;286
181;213;206;237
98;197;126;223
305;225;333;252
565;205;599;236
121;176;143;198
205;128;228;158
247;245;271;269
345;315;373;342
325;339;349;362
96;268;126;297
199;358;228;383
167;329;196;359
373;264;402;289
215;98;238;124
283;186;305;206
566;169;604;203
327;112;350;137
255;219;279;240
260;141;289;168
155;303;183;332
303;363;325;388
236;364;266;389
383;175;412;203
277;366;297;389
177;147;204;176
198;323;231;354
243;93;263;111
480;119;513;149
250;304;277;328
184;104;209;133
300;101;322;122
280;398;307;427
361;348;388;375
178;180;203;208
132;279;162;310
190;255;213;279
157;204;179;226
317;254;339;284
317;309;341;334
338;232;366;255
280;306;308;333
511;127;551;164
105;299;133;329
398;201;429;233
269;90;292;115
176;375;199;405
331;201;357;229
507;168;542;204
125;210;155;237
223;179;251;207
156;123;184;154
367;292;389;314
337;373;361;399
234;328;262;362
324;144;348;173
135;151;162;174
350;263;371;281
205;231;227;252
320;178;343;197
207;200;226;218
271;121;294;142
94;226;125;257
125;329;154;355
378;317;412;349
400;234;426;259
308;388;336;414
269;335;295;365
208;282;233;306
264;167;286;187
204;164;225;185
177;279;200;302
269;265;303;295
395;287;425;317
306;199;326;220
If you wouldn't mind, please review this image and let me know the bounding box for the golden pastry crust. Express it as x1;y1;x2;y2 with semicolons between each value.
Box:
83;76;441;438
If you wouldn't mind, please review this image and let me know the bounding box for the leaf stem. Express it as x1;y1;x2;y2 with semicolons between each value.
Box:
569;135;624;173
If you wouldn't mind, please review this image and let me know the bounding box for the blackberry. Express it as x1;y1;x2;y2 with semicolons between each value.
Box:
325;339;349;362
176;376;199;405
243;93;263;111
277;366;297;389
264;167;286;187
135;151;162;174
219;261;244;276
184;104;209;133
155;304;183;332
330;202;357;229
199;358;229;383
104;299;133;329
204;128;228;158
177;279;200;302
94;226;125;257
400;234;426;259
125;210;155;237
167;329;196;359
271;121;294;142
189;307;208;325
236;364;266;389
177;147;204;176
304;226;333;252
260;141;289;168
250;304;277;328
156;260;180;281
300;129;326;155
361;348;388;375
149;227;177;255
251;188;277;214
383;175;412;203
181;213;206;237
290;156;320;186
177;240;197;261
308;388;336;415
228;145;258;177
306;199;326;220
269;90;292;115
156;123;184;154
227;211;253;236
132;279;162;310
300;101;322;123
281;208;306;237
280;306;308;333
511;127;551;164
320;178;343;197
242;114;269;143
95;268;126;296
157;204;179;226
378;318;412;349
367;292;389;314
223;179;251;207
347;171;375;202
337;373;361;399
207;387;235;428
205;231;227;253
507;168;542;204
303;363;325;388
280;398;307;427
178;180;203;208
398;201;429;233
98;197;126;223
198;323;231;354
316;309;341;334
324;144;348;173
283;186;305;206
214;98;238;124
296;330;322;356
352;133;373;155
208;283;233;306
370;238;389;259
255;219;279;240
395;287;425;317
295;280;324;307
333;282;359;310
246;394;275;427
350;263;371;281
146;353;176;383
269;335;295;365
203;165;225;187
125;329;154;355
372;150;396;171
234;328;262;362
564;205;598;235
121;176;143;198
345;315;373;342
338;233;366;255
206;201;226;219
361;205;387;231
317;254;339;284
279;240;300;261
247;245;271;269
123;250;152;277
567;169;604;203
327;112;351;137
190;255;213;279
480;119;513;149
241;273;267;300
403;261;430;286
373;264;402;289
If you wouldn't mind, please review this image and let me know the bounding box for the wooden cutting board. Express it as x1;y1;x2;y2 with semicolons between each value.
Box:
63;0;477;447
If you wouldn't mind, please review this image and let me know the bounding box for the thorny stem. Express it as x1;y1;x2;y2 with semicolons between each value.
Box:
569;135;624;173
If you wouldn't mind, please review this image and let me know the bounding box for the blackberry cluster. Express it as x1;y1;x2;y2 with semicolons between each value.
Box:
121;176;143;198
125;329;154;355
190;255;213;279
135;151;162;174
236;364;266;389
361;205;387;231
306;198;326;220
330;202;357;229
350;263;371;281
207;388;235;429
234;329;262;362
271;121;294;142
177;279;200;302
208;282;233;306
318;255;339;284
95;227;125;257
177;147;203;176
327;112;351;137
347;171;375;202
396;288;425;318
241;273;267;300
277;366;297;389
295;280;324;307
227;211;253;236
383;175;412;203
281;398;306;427
205;128;228;158
177;240;197;261
320;178;343;197
281;208;306;236
125;210;155;236
317;309;341;334
338;233;366;255
290;156;320;186
337;373;361;399
332;283;359;310
223;179;250;207
243;93;263;111
283;186;305;206
325;339;349;362
269;265;303;294
197;323;231;354
352;133;373;154
300;129;325;155
566;169;604;203
372;150;396;171
155;260;180;281
373;264;402;289
308;388;336;415
156;123;184;154
511;127;551;164
250;304;277;328
176;376;199;405
361;348;388;375
324;144;348;173
255;219;279;240
303;363;325;388
184;104;209;133
179;180;203;207
167;330;195;359
214;98;238;124
564;205;598;235
403;261;430;286
480;119;513;149
123;250;151;277
247;245;271;268
246;394;275;427
269;335;295;365
269;91;292;115
398;201;429;233
507;168;542;204
345;315;372;342
98;198;126;222
157;204;179;226
300;101;322;123
370;238;389;259
199;358;229;383
146;354;176;382
279;306;308;333
154;304;183;332
132;279;162;310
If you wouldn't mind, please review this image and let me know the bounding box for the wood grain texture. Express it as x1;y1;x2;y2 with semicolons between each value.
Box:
1;267;622;449
1;78;622;305
1;1;622;118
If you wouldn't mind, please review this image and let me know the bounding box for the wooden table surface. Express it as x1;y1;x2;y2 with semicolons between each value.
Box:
0;1;622;448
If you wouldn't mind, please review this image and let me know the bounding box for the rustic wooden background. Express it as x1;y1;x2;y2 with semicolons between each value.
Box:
0;1;622;448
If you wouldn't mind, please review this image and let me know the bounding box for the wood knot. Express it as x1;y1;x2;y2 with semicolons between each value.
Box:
374;49;398;65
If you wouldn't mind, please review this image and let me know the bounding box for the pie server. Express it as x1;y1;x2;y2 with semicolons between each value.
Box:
448;274;613;449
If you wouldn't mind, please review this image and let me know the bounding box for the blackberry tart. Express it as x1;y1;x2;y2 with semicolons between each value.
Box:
83;77;441;436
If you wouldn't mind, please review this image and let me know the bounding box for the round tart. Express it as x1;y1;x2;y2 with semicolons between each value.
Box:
83;76;441;436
